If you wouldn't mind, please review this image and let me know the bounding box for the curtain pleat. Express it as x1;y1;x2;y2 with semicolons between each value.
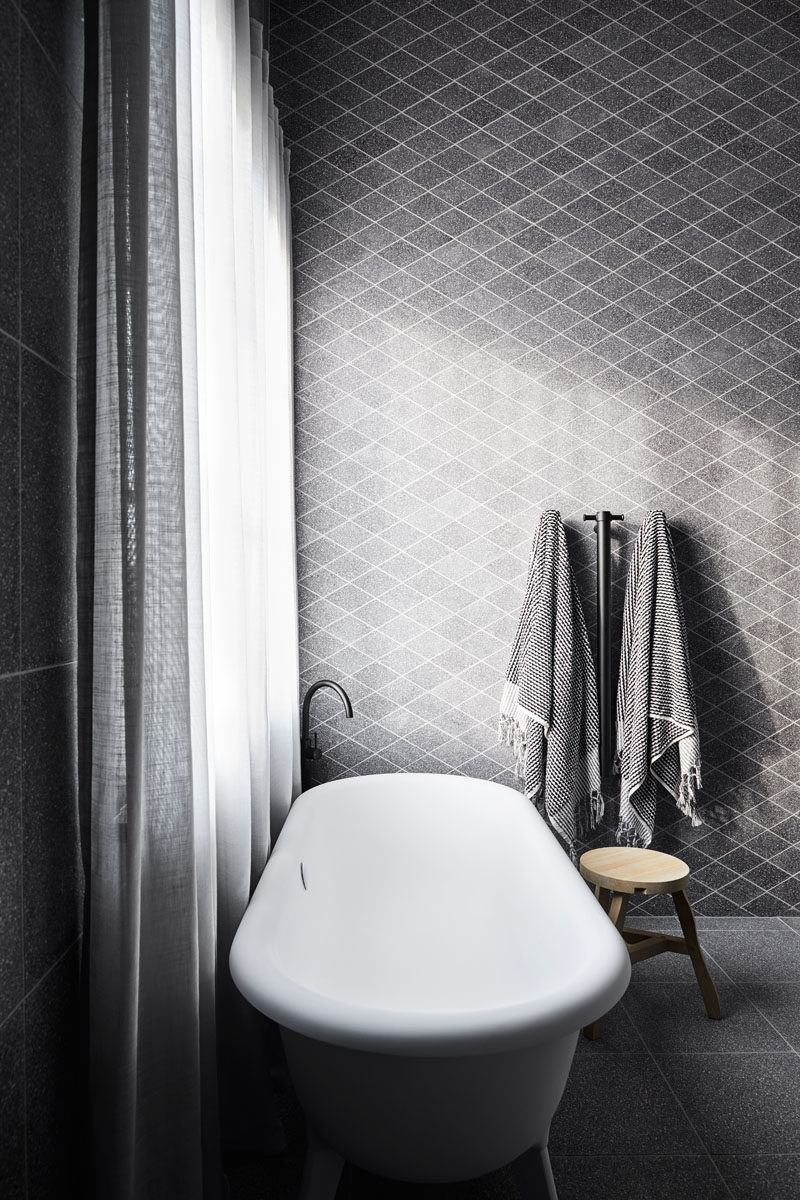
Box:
78;0;298;1192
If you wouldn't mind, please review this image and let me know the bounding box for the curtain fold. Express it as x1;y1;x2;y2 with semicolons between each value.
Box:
78;2;298;1194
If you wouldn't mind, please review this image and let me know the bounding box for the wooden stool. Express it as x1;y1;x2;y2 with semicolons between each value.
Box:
580;846;722;1040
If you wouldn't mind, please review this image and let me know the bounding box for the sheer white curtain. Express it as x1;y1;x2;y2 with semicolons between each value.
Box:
78;1;298;1195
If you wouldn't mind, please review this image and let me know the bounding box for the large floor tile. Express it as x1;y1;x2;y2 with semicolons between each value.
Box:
19;25;81;377
549;1155;730;1200
0;677;22;1027
21;664;81;988
623;980;785;1054
627;917;786;931
701;930;800;983
574;997;645;1056
656;1053;800;1154
740;981;800;1052
0;334;19;676
0;0;18;341
714;1156;800;1200
622;945;701;982
25;943;83;1198
0;1008;25;1200
20;352;76;670
550;1054;704;1156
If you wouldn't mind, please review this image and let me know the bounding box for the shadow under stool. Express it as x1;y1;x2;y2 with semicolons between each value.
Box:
579;846;722;1040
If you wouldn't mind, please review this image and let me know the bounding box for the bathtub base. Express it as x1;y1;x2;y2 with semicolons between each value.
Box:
283;1027;574;1193
299;1133;559;1200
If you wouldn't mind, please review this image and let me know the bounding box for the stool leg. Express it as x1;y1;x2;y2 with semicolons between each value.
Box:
595;885;612;913
583;891;630;1040
608;891;630;931
673;889;722;1020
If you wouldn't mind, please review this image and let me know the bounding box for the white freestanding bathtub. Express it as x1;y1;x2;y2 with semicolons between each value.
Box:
230;773;630;1199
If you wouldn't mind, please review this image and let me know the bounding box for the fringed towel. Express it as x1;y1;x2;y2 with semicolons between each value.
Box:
616;510;702;847
499;510;603;861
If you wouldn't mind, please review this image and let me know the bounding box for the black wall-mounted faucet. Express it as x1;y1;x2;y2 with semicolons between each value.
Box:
301;680;353;790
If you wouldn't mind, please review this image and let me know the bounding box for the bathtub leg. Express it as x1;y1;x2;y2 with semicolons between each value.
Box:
513;1143;559;1200
299;1126;345;1200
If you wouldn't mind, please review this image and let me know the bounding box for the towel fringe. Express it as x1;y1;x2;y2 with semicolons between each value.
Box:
676;762;703;827
616;817;651;848
498;713;527;778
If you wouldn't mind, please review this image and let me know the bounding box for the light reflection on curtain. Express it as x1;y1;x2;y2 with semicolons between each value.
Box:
78;2;298;1195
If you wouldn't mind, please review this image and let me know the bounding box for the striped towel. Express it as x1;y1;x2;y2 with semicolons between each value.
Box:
499;510;603;861
616;510;702;847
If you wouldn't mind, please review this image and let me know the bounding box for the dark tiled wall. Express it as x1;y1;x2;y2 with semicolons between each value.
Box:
0;1;83;1196
272;0;800;916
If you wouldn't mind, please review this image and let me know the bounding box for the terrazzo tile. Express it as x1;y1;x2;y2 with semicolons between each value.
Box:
0;1008;26;1200
549;1054;704;1157
276;0;800;906
20;352;76;670
21;664;80;988
656;1054;800;1155
0;677;22;1028
714;1156;800;1200
549;1156;730;1200
19;25;81;376
738;981;800;1053
701;929;800;983
0;333;19;677
0;0;18;341
25;943;82;1199
574;998;644;1056
622;980;785;1054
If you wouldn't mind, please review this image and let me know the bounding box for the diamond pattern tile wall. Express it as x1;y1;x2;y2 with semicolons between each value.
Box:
271;0;800;915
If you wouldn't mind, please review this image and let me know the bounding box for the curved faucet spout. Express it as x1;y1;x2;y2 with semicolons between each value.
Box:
301;680;354;790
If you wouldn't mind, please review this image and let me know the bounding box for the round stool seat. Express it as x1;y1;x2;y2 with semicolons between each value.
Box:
580;846;690;895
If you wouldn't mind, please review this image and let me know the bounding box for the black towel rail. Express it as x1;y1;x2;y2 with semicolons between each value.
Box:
583;511;624;780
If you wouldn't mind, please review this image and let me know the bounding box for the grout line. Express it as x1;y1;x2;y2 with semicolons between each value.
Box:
17;4;84;112
0;659;78;684
0;317;78;385
0;935;82;1040
619;986;737;1199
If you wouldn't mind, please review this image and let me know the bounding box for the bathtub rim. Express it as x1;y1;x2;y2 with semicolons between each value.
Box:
231;932;629;1056
230;772;631;1057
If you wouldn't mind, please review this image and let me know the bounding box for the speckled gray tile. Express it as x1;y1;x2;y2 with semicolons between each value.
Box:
18;0;84;106
549;1156;730;1200
20;351;76;670
0;0;19;341
714;1156;800;1200
21;664;80;988
0;1007;26;1200
25;943;82;1199
622;980;785;1054
574;998;645;1056
19;25;81;376
550;1054;704;1156
627;917;785;932
0;677;22;1029
738;981;800;1053
0;332;19;676
702;929;800;983
656;1054;800;1155
275;0;800;902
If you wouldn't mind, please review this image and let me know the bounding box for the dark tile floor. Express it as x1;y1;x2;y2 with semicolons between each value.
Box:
226;917;800;1200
